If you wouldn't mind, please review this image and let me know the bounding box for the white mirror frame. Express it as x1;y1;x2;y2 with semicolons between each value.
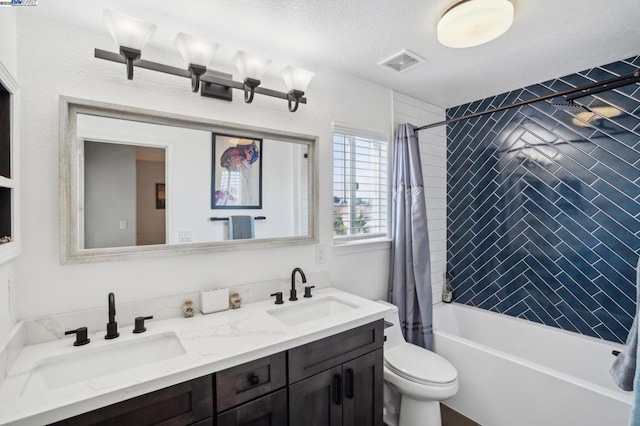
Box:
60;96;319;264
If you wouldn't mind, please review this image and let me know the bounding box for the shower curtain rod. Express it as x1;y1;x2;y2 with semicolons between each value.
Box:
414;69;640;132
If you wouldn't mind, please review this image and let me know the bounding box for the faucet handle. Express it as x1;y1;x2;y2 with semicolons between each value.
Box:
133;316;154;334
270;292;284;305
304;286;315;298
65;327;90;346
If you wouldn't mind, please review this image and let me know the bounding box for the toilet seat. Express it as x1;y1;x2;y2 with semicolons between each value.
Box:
384;343;457;386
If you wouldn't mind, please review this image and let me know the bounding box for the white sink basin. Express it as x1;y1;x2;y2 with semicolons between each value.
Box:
23;331;185;393
267;297;358;326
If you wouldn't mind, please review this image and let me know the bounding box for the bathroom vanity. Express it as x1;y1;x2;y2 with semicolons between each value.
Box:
53;321;382;425
0;288;388;425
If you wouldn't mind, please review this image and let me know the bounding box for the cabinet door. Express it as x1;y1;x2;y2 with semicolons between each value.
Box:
290;365;343;426
342;349;383;426
217;388;287;426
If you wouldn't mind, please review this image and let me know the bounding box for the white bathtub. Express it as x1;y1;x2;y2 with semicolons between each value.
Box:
433;303;632;426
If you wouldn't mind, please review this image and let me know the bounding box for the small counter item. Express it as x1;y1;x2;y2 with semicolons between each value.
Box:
182;300;195;317
442;274;453;303
230;292;242;309
201;288;230;314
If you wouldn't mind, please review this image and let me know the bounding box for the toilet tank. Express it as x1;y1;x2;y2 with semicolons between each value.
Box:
376;300;405;349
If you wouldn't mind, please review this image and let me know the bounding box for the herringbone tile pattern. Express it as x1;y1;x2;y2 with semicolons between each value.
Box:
447;56;640;343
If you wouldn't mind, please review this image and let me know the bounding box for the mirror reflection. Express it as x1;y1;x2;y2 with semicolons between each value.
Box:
75;112;311;251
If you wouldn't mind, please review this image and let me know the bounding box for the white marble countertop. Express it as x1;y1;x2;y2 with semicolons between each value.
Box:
0;288;389;425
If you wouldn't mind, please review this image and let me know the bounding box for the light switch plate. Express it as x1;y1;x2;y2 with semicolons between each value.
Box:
315;244;326;264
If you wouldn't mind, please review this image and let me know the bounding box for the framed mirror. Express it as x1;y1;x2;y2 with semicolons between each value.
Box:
60;97;318;263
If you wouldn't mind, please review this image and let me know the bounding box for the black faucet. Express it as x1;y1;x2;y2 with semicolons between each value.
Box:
105;292;120;339
290;267;306;301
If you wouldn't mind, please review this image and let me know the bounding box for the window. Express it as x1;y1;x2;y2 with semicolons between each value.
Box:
333;125;388;242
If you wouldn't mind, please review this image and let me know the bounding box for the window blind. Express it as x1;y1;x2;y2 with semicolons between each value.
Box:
333;130;388;242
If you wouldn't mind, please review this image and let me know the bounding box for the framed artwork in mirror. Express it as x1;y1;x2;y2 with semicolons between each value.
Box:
211;133;263;209
156;183;165;209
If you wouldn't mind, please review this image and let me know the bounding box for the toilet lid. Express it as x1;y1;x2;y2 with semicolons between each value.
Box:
385;343;457;385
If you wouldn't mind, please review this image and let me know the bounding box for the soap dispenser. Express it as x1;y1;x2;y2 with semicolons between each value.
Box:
443;272;453;303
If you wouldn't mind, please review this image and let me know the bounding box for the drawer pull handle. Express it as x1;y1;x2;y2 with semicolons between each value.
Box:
345;368;354;399
333;373;342;405
249;375;260;385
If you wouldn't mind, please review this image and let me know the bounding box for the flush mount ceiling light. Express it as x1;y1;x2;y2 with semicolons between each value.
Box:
437;0;514;48
97;10;315;112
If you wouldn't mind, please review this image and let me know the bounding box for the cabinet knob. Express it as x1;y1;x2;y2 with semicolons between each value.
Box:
249;374;260;386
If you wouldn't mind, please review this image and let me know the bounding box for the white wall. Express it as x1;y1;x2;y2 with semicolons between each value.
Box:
392;92;447;303
15;1;393;320
0;9;17;78
0;9;18;342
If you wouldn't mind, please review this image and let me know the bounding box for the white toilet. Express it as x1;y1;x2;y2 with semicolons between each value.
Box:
378;300;458;426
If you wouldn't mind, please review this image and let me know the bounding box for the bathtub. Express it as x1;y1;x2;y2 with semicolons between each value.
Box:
433;303;632;426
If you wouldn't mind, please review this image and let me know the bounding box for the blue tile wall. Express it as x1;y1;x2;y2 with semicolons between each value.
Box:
446;56;640;343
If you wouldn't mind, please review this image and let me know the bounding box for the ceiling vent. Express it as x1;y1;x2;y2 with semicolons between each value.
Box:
378;49;425;73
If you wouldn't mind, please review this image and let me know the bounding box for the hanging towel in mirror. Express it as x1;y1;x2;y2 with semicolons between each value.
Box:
229;216;255;240
610;256;640;391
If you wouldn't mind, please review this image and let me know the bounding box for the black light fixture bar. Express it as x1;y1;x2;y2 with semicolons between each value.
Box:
95;48;307;105
415;69;640;132
209;216;266;221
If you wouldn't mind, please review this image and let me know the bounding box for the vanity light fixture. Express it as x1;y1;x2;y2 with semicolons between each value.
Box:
174;32;219;93
98;10;314;112
232;51;272;103
437;0;514;48
280;65;316;112
103;10;156;80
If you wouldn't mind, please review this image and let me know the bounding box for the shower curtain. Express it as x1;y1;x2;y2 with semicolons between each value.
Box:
388;123;434;350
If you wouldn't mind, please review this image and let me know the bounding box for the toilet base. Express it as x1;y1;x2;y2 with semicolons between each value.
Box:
399;397;441;426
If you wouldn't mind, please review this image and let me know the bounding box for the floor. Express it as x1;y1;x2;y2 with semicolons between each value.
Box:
441;404;481;426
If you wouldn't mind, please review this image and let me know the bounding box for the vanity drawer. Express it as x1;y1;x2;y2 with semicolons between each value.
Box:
288;320;384;383
217;388;287;426
215;352;287;412
51;375;213;426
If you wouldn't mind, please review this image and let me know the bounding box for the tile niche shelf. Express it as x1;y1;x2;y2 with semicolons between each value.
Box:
0;66;20;266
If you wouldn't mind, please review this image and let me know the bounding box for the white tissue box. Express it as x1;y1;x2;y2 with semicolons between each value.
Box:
201;288;229;314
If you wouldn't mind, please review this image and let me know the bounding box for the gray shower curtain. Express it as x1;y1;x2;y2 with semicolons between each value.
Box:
388;123;434;350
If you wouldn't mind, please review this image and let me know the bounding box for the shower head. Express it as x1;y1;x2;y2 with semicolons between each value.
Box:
548;99;592;112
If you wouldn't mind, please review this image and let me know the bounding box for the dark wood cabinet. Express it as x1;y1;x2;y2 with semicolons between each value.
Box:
289;321;384;426
50;375;213;426
289;350;383;426
216;352;286;413
51;320;383;426
342;349;383;426
217;388;287;426
290;365;343;426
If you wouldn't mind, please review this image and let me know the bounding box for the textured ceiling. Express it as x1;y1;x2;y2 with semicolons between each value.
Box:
47;0;640;108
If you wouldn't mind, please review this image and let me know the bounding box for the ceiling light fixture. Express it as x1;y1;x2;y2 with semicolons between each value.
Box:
437;0;514;48
98;10;315;112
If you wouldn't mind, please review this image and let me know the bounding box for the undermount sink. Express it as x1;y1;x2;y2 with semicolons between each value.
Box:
23;331;185;393
267;297;358;326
